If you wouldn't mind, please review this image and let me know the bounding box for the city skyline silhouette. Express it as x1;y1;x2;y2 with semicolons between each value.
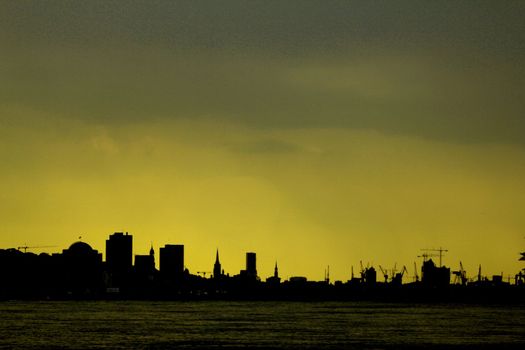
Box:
1;2;525;349
1;1;525;284
4;230;525;283
3;231;525;285
1;230;524;302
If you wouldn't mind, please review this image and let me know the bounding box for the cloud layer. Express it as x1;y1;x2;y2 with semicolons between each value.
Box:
2;1;525;143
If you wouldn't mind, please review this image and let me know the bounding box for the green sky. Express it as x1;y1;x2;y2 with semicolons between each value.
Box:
1;1;524;281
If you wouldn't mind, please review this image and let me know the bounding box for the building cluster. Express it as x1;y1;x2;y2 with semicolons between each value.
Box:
0;232;279;299
0;232;524;300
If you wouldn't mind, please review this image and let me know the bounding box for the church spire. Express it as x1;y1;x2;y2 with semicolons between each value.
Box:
213;249;222;279
274;261;279;278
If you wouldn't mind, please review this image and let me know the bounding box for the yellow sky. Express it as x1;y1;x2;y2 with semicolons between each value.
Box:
1;111;524;281
1;2;525;281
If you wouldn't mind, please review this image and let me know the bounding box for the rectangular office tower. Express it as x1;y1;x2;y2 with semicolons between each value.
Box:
246;252;257;278
106;232;132;274
160;244;184;280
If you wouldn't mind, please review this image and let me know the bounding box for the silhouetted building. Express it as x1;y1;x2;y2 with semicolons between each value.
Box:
106;232;132;287
392;272;403;286
266;262;281;285
237;252;258;282
134;245;156;285
492;275;504;285
6;234;525;301
289;276;307;283
246;252;257;278
515;270;525;285
213;249;222;279
59;241;103;294
421;259;450;287
0;248;52;297
106;232;132;269
135;245;155;275
160;244;184;281
363;266;377;285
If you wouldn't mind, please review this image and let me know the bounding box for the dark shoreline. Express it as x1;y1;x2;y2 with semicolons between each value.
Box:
2;284;525;305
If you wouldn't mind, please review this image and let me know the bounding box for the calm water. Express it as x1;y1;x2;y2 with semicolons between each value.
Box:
1;301;524;349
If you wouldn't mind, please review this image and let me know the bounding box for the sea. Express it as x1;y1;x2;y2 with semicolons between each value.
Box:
1;301;524;349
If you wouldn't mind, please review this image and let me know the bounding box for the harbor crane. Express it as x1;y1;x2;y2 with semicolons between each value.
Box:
378;265;389;283
17;245;56;253
359;260;375;284
413;262;419;282
390;263;397;279
360;261;367;279
452;261;467;285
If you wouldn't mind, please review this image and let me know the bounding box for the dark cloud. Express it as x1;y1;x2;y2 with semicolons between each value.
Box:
1;1;524;145
2;1;525;54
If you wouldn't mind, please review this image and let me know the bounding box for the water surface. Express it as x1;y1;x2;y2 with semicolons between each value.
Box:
1;301;524;349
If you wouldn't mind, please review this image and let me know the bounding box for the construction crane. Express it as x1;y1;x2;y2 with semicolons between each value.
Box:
17;245;56;253
378;265;389;283
360;260;374;283
418;252;438;263
420;247;448;267
360;261;372;273
390;263;397;279
452;261;467;285
400;265;408;277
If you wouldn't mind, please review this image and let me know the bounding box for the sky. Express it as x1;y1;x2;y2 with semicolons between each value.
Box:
1;1;525;282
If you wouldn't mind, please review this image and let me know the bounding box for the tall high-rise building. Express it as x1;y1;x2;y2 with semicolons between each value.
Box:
160;244;184;280
106;232;132;275
213;249;221;279
246;252;257;278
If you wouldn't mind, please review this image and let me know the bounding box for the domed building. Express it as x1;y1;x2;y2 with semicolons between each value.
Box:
57;241;104;295
62;241;102;264
66;241;95;255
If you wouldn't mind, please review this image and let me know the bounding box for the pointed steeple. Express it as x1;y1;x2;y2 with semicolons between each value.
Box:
213;249;222;279
266;261;281;285
149;244;154;256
